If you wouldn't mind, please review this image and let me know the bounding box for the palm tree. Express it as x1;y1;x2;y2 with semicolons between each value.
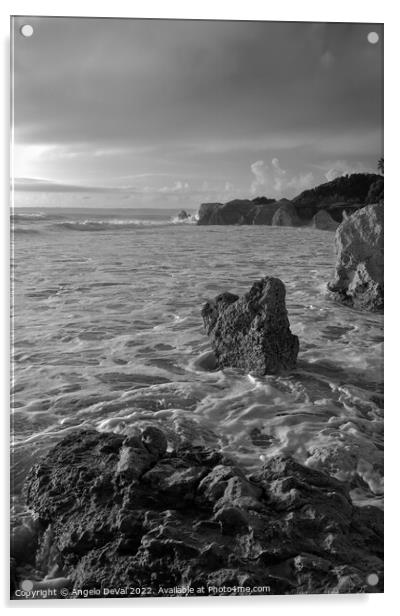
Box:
378;157;384;175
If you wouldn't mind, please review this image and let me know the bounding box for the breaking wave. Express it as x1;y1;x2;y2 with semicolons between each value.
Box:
11;208;199;233
50;219;170;231
11;210;383;514
170;213;199;225
11;212;46;222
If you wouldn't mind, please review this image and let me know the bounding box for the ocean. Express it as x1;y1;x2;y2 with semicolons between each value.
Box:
10;206;384;524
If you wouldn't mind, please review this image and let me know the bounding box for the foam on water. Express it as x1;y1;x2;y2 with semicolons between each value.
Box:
170;213;199;225
10;207;384;518
52;219;170;231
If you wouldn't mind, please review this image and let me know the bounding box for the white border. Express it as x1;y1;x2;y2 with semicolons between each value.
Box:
1;1;396;614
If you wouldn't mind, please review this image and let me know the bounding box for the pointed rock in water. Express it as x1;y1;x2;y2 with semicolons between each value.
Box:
177;209;189;220
328;203;383;311
201;277;299;376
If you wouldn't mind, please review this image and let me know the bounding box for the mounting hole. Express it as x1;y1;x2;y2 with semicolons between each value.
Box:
20;24;34;38
367;32;379;44
366;573;379;586
21;579;34;591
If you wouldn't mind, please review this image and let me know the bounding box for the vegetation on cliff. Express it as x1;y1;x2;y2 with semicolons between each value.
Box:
292;173;382;209
197;173;383;226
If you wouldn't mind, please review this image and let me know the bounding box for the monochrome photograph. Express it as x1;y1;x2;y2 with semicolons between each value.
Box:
10;16;383;599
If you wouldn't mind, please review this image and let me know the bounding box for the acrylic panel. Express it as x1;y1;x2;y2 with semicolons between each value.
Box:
10;16;384;600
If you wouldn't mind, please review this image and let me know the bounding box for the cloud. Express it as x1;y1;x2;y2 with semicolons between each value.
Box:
14;19;382;149
158;181;190;194
13;177;120;193
321;160;371;182
250;158;314;198
250;160;268;194
11;18;382;208
285;172;315;194
313;129;382;157
13;175;239;207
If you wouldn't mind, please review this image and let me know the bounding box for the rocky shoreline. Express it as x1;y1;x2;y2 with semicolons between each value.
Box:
196;192;384;314
196;173;382;228
11;187;384;598
12;425;383;598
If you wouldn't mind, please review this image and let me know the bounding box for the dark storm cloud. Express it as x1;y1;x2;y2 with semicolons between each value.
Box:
13;18;383;143
12;17;383;200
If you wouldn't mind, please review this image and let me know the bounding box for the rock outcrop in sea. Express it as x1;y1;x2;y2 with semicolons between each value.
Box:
17;426;383;596
328;203;383;311
312;210;339;231
197;199;279;226
177;209;189;220
196;174;382;227
201;277;299;376
271;200;300;227
252;202;280;225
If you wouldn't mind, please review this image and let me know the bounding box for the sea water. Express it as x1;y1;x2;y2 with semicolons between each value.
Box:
10;207;384;521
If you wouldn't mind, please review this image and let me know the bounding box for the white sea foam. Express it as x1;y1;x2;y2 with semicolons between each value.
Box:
10;210;384;514
170;213;199;224
52;218;168;231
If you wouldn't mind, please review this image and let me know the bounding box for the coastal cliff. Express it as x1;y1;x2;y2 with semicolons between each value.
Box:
271;201;300;227
197;199;278;226
196;173;382;227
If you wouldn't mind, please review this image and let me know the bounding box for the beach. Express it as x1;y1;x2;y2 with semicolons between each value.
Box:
11;206;384;527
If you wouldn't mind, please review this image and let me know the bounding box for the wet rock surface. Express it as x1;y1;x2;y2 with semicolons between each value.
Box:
20;426;383;596
271;200;300;227
328;203;383;311
201;277;299;376
197;199;279;225
252;202;280;225
312;210;339;231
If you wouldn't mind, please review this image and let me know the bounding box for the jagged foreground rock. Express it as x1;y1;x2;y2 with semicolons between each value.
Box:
328;203;383;311
202;277;299;376
22;427;383;596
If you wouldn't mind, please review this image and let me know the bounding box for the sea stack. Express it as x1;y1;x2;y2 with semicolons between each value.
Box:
271;200;300;227
201;277;299;376
328;203;383;311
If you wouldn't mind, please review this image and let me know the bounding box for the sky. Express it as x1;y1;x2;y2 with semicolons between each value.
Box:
12;17;383;208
